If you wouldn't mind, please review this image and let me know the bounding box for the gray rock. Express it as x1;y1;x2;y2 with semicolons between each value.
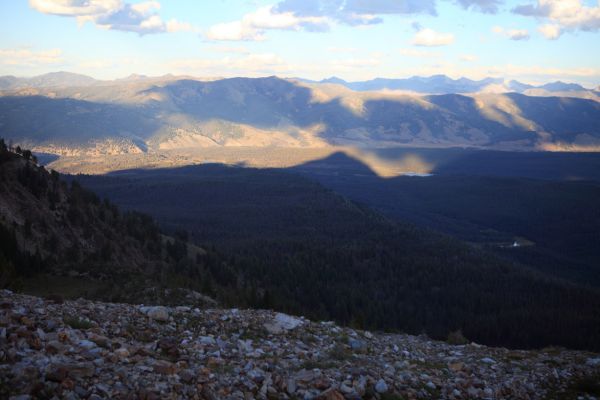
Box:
141;306;170;322
199;336;216;345
77;339;96;350
375;379;388;393
349;339;367;352
263;313;303;334
0;290;595;400
287;378;297;394
586;357;600;366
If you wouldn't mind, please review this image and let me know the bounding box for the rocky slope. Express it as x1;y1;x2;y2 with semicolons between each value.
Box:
1;290;599;400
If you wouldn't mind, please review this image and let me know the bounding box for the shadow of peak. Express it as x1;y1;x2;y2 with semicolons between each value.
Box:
291;151;379;177
106;162;244;178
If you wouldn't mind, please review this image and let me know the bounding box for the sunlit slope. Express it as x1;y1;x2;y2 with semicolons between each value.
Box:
1;76;600;155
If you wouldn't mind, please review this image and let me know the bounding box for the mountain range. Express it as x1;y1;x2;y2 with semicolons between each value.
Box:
1;72;599;161
305;74;596;95
1;71;596;95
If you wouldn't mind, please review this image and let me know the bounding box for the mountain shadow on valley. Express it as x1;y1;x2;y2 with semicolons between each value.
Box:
291;151;600;287
72;155;600;351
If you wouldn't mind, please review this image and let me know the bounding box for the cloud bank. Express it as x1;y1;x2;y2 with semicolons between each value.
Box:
454;0;504;14
512;0;600;39
206;0;438;41
29;0;193;34
0;48;63;66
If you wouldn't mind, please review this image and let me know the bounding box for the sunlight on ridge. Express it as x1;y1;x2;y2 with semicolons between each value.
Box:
345;148;435;178
473;94;538;131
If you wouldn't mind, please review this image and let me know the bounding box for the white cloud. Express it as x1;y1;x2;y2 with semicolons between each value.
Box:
168;51;386;80
492;26;530;40
327;47;359;53
507;29;530;40
275;0;437;21
166;19;196;33
461;54;478;62
453;0;504;13
206;6;329;41
538;24;562;39
169;53;290;76
512;0;600;38
29;0;121;16
208;46;251;55
412;28;455;47
399;48;441;58
0;48;63;66
206;0;440;41
130;1;160;14
206;21;264;41
29;0;195;35
247;5;321;30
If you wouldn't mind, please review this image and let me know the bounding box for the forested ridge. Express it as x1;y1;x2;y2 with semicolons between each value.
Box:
2;139;600;351
74;163;600;351
289;152;600;288
0;140;234;306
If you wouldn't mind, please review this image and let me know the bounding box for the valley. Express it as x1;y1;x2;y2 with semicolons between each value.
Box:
3;0;600;397
2;71;600;356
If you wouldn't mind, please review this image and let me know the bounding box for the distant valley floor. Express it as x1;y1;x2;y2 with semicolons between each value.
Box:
44;146;600;181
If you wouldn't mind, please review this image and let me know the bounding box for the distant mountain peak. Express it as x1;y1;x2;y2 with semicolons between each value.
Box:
321;76;348;84
123;73;148;80
0;71;98;90
539;81;585;92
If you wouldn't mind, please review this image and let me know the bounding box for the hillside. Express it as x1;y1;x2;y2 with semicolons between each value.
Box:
1;290;600;399
3;140;600;351
1;76;600;158
0;141;223;306
291;151;600;287
74;163;600;351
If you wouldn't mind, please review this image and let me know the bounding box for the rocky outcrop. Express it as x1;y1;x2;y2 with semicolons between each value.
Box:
1;290;599;399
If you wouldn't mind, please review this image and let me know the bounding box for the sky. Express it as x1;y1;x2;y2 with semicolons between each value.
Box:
0;0;599;86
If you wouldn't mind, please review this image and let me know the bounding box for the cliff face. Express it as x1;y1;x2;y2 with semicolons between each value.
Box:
1;290;599;400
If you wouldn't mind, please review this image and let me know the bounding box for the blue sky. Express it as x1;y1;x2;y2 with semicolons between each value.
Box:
0;0;599;86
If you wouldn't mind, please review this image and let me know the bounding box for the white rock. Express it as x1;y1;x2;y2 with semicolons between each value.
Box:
36;328;46;341
78;340;97;350
340;383;353;394
263;313;303;334
480;357;496;364
199;336;216;345
375;379;388;393
143;306;170;322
